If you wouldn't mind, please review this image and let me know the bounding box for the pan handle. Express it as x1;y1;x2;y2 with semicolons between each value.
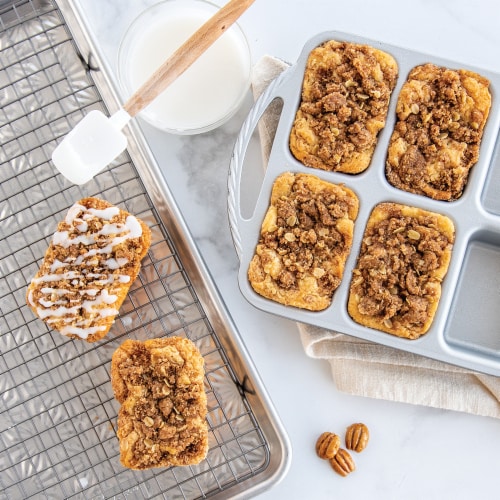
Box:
228;70;288;260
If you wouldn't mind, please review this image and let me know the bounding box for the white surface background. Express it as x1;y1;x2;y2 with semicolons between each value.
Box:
74;1;500;498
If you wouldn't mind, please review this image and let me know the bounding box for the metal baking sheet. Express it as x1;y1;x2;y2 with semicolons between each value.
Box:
0;0;291;498
229;31;500;376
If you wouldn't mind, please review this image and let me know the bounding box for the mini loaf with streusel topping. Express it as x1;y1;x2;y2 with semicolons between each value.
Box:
26;197;151;342
248;172;359;311
385;63;491;200
347;202;455;339
290;39;398;174
111;337;208;470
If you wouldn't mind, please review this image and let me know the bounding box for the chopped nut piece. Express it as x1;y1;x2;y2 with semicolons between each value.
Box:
329;448;355;477
313;268;326;278
316;432;341;460
383;318;393;329
143;416;154;427
352;276;364;286
407;229;421;240
345;423;370;452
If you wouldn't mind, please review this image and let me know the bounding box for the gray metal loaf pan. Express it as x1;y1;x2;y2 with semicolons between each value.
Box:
229;31;500;376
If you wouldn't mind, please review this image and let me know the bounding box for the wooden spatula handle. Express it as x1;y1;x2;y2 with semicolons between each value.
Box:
123;0;255;117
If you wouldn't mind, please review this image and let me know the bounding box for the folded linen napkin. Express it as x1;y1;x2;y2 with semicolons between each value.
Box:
250;55;500;419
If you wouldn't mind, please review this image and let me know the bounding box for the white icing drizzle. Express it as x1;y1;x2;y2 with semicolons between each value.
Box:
50;259;67;272
41;287;64;295
61;325;107;339
32;271;81;283
52;231;95;248
85;273;131;284
65;203;85;224
30;201;144;340
36;304;81;319
86;206;120;220
76;222;88;232
105;257;129;270
125;215;143;238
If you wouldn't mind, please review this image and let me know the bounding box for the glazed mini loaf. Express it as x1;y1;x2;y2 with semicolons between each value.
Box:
26;197;151;342
347;202;455;339
290;40;398;174
111;337;208;470
385;63;491;200
248;172;359;311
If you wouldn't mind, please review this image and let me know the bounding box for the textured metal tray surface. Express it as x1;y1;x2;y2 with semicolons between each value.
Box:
229;31;500;376
0;0;289;498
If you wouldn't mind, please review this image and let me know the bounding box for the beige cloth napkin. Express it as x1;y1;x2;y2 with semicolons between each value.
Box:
251;55;500;419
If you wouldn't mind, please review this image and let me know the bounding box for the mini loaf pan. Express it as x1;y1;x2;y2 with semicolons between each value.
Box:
228;31;500;376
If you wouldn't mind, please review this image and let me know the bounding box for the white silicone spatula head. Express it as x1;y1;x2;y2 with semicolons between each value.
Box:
51;0;255;185
52;109;130;185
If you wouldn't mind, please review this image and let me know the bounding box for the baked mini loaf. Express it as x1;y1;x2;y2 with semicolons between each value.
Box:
248;172;359;311
386;63;491;200
111;337;208;470
347;202;455;339
290;40;398;174
26;197;151;342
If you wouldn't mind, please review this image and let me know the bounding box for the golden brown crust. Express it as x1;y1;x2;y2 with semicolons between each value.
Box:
111;337;208;470
385;63;491;200
248;172;359;311
26;197;151;342
347;203;455;339
290;40;398;174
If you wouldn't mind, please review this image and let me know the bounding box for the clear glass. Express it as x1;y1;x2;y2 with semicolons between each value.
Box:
117;0;252;135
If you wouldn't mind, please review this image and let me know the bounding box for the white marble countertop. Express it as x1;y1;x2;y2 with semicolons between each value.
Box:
74;0;500;498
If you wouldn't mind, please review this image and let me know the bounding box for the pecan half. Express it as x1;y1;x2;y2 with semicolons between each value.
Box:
315;431;341;460
345;422;369;452
329;448;355;477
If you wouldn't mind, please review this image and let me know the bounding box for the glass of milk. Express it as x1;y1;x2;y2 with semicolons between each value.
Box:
117;0;252;134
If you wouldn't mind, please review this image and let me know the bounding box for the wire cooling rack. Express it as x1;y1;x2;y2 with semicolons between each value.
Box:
0;0;288;498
